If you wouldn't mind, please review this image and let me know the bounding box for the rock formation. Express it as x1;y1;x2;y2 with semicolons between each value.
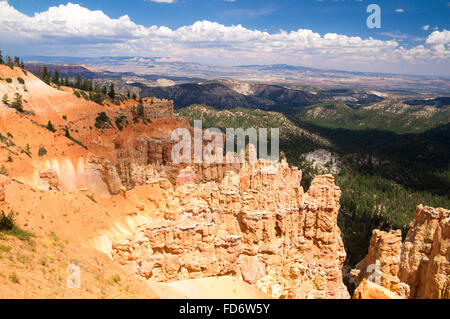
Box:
39;169;60;191
132;98;174;120
111;161;350;299
351;229;404;295
352;205;450;299
399;205;450;299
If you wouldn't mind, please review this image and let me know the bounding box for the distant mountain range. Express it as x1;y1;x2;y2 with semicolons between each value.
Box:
23;56;450;95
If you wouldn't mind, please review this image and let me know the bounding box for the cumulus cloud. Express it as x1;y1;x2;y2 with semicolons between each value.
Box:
426;30;450;45
395;8;404;13
422;25;430;31
0;2;448;73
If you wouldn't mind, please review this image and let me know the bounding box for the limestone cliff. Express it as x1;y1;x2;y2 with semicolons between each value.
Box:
352;205;450;299
111;161;350;299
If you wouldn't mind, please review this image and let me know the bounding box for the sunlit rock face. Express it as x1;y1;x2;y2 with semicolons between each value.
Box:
111;160;350;299
353;205;450;299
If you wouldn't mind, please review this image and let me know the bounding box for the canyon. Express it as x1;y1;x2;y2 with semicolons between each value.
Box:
0;65;448;299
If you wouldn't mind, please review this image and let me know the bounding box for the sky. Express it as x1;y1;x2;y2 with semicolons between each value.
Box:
0;0;449;75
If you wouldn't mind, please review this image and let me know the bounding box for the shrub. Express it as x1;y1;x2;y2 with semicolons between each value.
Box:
73;90;81;98
2;94;8;105
115;116;128;131
0;244;12;254
89;92;104;104
95;112;112;129
5;78;12;83
17;77;25;84
108;274;121;285
38;147;47;157
0;210;35;241
9;272;19;284
49;232;60;242
10;93;23;112
0;211;15;231
0;165;7;176
80;91;89;100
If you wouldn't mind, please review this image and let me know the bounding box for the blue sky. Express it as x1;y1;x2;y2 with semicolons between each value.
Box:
9;0;449;46
1;0;449;75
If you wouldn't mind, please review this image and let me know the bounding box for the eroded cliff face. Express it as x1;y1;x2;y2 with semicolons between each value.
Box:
132;98;174;120
110;161;350;299
352;205;450;299
399;205;450;299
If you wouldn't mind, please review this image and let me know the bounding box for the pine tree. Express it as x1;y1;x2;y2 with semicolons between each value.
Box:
64;126;71;138
127;90;131;99
0;50;3;65
41;66;50;84
82;79;90;91
64;75;70;86
52;70;60;85
6;55;13;68
14;56;20;67
137;98;144;118
94;82;101;93
108;83;115;99
75;74;82;89
46;121;56;133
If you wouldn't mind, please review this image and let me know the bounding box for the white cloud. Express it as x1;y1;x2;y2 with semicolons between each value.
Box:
421;25;430;31
426;30;450;46
0;2;448;74
395;8;404;13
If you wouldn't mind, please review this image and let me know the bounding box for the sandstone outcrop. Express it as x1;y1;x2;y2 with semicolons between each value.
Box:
132;98;174;120
39;169;60;191
351;229;404;294
111;162;350;299
399;205;450;299
353;205;450;299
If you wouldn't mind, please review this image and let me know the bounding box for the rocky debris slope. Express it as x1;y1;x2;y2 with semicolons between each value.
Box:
352;205;450;299
110;161;350;299
353;279;404;299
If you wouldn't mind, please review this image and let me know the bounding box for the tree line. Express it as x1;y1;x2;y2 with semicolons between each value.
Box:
0;50;25;69
39;66;138;104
